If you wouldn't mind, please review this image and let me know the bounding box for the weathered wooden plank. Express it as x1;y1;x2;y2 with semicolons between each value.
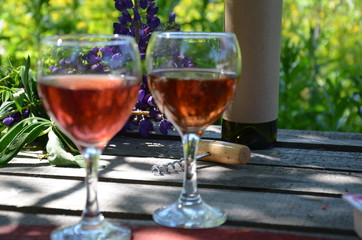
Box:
0;174;355;235
185;126;362;148
5;139;362;175
251;148;362;170
1;154;361;196
123;126;362;149
105;136;362;171
277;129;362;148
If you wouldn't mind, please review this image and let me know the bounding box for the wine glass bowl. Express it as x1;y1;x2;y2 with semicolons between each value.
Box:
37;35;141;239
146;32;241;228
148;70;238;133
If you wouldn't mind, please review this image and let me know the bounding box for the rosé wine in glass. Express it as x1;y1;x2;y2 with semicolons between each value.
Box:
146;32;241;228
37;34;141;240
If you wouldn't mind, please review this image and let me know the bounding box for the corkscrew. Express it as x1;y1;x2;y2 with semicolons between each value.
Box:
151;152;211;175
151;139;251;175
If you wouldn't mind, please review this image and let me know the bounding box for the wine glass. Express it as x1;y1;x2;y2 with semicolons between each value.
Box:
37;34;141;239
146;32;241;228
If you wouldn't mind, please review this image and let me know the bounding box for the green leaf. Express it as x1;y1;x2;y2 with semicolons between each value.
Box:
20;57;30;94
0;117;47;149
1;89;11;102
20;56;37;102
0;118;51;167
0;101;16;118
46;129;84;168
52;126;79;155
12;89;26;113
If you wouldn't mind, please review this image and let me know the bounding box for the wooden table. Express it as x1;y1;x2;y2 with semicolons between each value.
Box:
0;127;361;239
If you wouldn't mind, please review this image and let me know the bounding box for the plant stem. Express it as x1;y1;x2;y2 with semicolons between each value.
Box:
0;102;41;119
0;75;12;83
134;0;140;43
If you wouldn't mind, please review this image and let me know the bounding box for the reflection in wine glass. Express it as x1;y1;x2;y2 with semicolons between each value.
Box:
37;35;141;239
146;32;241;228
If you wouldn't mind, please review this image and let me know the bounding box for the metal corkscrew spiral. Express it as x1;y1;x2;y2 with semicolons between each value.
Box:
150;140;251;176
151;152;211;175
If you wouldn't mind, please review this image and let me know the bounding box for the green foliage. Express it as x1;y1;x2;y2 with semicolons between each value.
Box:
279;0;362;132
0;57;44;119
0;58;84;167
0;117;52;167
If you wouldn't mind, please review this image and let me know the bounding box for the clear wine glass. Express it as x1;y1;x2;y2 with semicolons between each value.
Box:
37;34;142;239
146;32;241;228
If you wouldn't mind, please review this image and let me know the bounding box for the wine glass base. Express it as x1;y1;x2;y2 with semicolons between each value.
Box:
50;220;131;240
153;197;226;229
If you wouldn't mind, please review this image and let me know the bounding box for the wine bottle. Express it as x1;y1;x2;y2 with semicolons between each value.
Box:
222;0;283;150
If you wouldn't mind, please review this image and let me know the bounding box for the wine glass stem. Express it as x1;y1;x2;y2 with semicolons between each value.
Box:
81;147;103;224
179;133;202;204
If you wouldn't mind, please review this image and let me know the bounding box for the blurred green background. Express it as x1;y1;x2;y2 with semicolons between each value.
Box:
1;0;361;132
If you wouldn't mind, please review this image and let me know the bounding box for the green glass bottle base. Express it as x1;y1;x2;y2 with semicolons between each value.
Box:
221;119;277;150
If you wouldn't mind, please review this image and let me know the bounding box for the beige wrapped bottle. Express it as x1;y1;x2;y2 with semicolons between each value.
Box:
222;0;283;149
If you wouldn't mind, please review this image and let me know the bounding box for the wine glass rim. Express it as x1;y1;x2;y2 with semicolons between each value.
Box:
41;34;136;46
152;31;236;39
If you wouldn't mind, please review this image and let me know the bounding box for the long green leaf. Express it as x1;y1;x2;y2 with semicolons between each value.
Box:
12;89;26;113
0;121;51;167
0;101;16;118
0;117;51;152
20;56;37;102
20;56;30;96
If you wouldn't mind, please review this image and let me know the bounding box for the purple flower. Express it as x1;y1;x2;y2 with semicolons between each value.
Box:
119;11;132;24
131;115;141;126
147;4;158;16
113;23;129;35
64;57;73;65
141;75;148;85
82;52;101;64
147;16;161;31
138;89;146;102
91;63;105;72
149;109;160;120
139;118;154;137
112;0;179;136
133;8;141;21
177;55;195;68
147;95;155;106
115;1;126;12
109;53;122;69
159;119;173;135
100;46;114;56
2;116;15;127
140;0;147;9
168;12;176;23
91;47;99;53
23;110;30;118
59;58;66;66
49;65;57;72
2;111;27;127
124;0;133;8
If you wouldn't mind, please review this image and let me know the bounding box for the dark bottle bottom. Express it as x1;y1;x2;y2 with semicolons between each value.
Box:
221;119;277;150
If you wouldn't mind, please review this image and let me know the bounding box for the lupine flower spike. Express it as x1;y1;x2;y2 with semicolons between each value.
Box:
113;0;180;136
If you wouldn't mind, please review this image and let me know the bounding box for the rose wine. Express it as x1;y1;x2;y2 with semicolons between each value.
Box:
39;75;139;147
148;68;238;133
